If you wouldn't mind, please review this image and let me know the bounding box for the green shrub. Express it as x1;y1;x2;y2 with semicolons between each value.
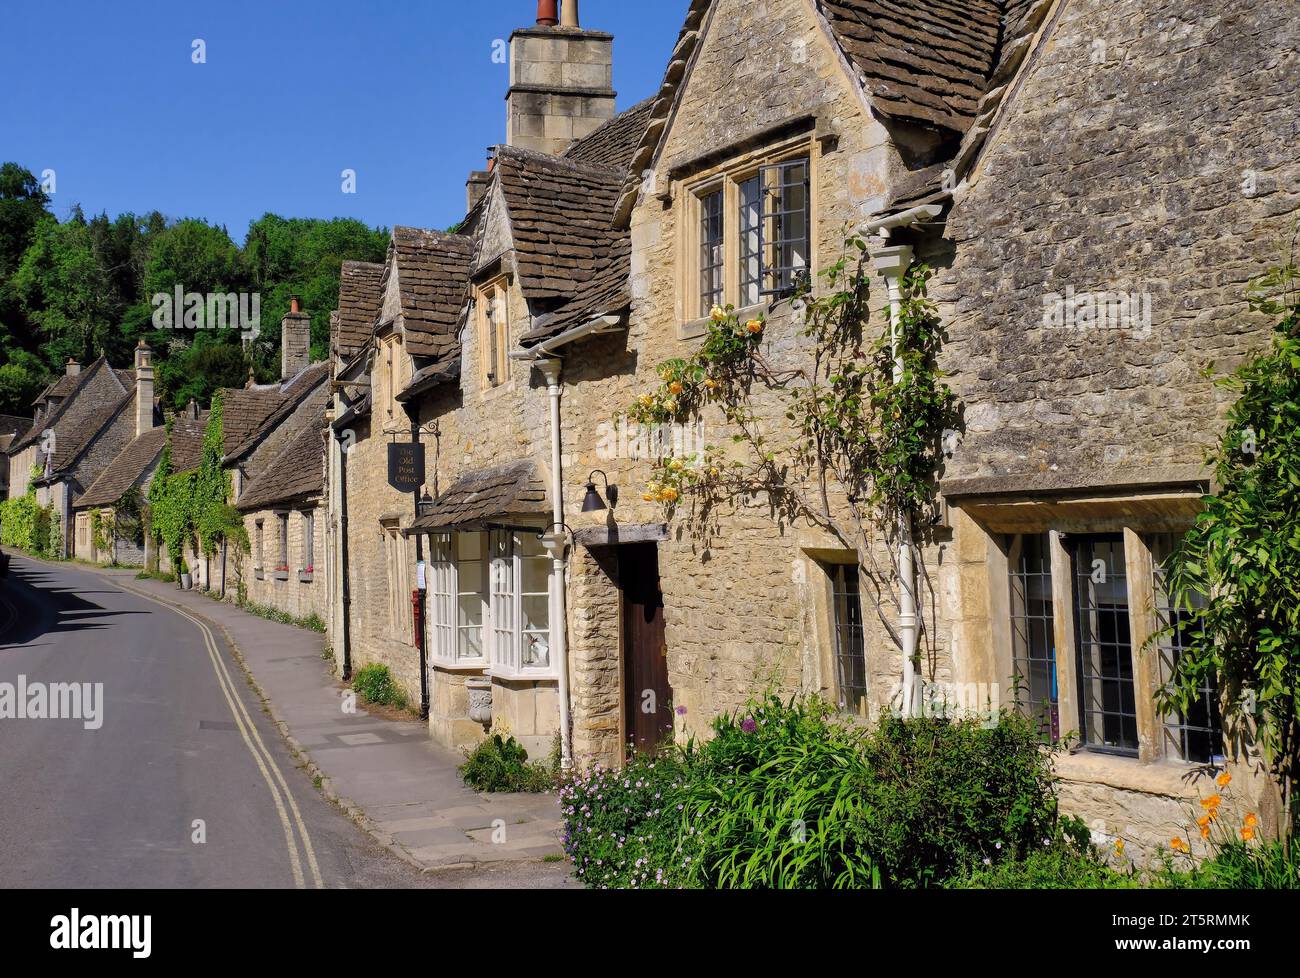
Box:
561;752;696;888
852;710;1063;887
949;838;1138;889
563;696;1069;890
461;733;556;794
681;696;877;889
352;663;407;709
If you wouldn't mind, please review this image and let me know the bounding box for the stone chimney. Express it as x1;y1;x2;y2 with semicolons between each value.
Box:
281;295;311;380
466;167;493;212
506;0;616;156
134;339;157;437
66;357;81;377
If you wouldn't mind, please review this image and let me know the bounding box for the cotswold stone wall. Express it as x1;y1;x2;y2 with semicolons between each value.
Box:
339;408;425;707
936;0;1300;484
552;0;959;767
240;504;326;622
930;0;1299;856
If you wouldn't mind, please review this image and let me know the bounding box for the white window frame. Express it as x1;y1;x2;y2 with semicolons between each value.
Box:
428;532;490;669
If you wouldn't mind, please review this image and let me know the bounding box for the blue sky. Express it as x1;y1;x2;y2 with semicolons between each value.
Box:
0;0;685;241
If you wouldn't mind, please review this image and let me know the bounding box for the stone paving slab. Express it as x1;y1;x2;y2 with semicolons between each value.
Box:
94;569;568;876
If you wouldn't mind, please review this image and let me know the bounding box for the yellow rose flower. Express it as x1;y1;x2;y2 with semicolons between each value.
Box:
745;319;764;334
710;305;726;322
669;382;684;395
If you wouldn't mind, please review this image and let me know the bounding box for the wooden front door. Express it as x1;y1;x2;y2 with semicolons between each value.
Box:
620;543;673;753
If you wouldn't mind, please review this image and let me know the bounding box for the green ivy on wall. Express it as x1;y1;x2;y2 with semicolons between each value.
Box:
144;393;247;579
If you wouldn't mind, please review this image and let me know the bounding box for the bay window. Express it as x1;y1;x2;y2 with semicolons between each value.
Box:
427;529;552;678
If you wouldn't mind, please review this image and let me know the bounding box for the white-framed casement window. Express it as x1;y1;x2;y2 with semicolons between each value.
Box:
428;529;552;677
684;144;812;320
490;530;552;677
476;278;510;389
255;519;265;573
427;532;490;668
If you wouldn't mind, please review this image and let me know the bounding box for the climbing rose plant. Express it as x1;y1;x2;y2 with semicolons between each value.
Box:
627;234;959;658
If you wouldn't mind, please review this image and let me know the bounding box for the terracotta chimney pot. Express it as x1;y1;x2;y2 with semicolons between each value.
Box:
537;0;558;26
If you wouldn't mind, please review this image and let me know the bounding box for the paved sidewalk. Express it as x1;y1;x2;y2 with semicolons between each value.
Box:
97;569;569;877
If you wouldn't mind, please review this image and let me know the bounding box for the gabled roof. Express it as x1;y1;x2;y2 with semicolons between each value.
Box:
169;411;211;475
51;389;135;471
820;0;1003;132
75;426;168;509
521;233;630;346
235;421;326;512
564;97;656;170
334;260;385;360
221;362;330;461
0;416;30;441
495;146;625;304
386;227;475;361
612;0;1051;223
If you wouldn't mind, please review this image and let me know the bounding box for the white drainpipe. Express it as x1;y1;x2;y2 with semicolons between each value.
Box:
534;357;574;771
871;244;920;716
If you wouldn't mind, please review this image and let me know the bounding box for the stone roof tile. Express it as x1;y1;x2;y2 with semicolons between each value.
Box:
75;426;168;508
334;260;385;359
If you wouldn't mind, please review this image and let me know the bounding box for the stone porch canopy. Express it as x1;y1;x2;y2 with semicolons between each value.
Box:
404;460;550;536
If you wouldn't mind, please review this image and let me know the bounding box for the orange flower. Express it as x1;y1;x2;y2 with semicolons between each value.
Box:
1217;771;1232;788
1241;827;1256;842
1171;837;1190;853
1200;795;1222;810
668;382;684;395
1114;840;1125;856
1200;825;1211;839
1245;813;1259;828
1196;815;1211;829
745;319;764;334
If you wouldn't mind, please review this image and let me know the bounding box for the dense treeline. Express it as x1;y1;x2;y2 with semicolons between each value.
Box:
0;162;389;415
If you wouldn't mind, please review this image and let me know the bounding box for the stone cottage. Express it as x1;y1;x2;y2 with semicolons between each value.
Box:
322;0;1298;857
6;350;161;556
70;340;165;566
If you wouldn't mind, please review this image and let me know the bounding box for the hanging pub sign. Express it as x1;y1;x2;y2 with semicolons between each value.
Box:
387;442;425;494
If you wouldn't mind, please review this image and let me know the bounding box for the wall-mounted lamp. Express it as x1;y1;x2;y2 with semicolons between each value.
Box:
416;490;436;520
580;470;618;512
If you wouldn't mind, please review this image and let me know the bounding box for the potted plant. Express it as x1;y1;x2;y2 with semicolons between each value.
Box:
179;558;192;590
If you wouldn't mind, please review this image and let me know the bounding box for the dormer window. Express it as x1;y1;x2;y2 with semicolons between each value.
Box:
477;278;510;389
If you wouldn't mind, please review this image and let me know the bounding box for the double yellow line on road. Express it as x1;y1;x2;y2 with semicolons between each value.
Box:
121;582;324;889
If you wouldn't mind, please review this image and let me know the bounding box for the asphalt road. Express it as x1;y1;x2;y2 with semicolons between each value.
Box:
0;556;565;890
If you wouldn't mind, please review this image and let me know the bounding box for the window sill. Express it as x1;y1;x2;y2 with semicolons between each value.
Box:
678;301;771;341
488;667;559;684
430;658;490;672
298;571;314;583
254;569;265;581
1054;750;1210;799
273;571;290;582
